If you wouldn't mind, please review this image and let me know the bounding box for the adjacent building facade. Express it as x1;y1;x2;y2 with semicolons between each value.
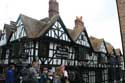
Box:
116;0;125;61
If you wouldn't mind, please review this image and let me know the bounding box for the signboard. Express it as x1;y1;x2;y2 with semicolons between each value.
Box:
55;46;69;58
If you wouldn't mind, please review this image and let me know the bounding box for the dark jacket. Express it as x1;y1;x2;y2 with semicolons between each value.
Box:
41;73;48;83
6;69;14;83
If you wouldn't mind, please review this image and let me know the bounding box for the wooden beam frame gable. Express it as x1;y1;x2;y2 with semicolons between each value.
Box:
76;30;90;47
76;28;93;49
10;15;26;42
44;16;73;42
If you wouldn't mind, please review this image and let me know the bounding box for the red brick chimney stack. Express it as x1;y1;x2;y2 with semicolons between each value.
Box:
49;0;59;18
74;16;84;29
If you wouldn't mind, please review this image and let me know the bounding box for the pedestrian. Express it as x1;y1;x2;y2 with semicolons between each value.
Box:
53;67;61;83
40;67;48;83
48;71;53;83
5;65;15;83
28;61;39;83
20;65;29;83
59;65;69;83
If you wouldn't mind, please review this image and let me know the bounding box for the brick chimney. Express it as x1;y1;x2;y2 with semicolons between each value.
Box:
74;16;84;29
49;0;59;18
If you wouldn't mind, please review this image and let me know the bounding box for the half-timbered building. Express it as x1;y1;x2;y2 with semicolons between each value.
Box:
68;16;93;66
0;0;124;83
115;49;123;67
115;48;123;81
90;36;108;64
0;5;92;69
106;42;116;65
0;23;16;64
105;42;122;82
90;36;108;83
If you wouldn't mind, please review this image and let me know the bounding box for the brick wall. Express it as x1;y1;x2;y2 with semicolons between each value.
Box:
117;0;125;58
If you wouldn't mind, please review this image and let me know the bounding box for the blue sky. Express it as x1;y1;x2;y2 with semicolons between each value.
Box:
0;0;122;52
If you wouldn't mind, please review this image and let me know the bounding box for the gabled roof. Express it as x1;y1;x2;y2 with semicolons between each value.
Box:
105;42;114;55
115;48;122;56
67;28;72;34
38;15;63;38
3;24;16;42
67;16;85;41
40;17;50;23
90;36;104;52
68;26;84;41
20;14;47;38
4;24;12;41
20;14;72;39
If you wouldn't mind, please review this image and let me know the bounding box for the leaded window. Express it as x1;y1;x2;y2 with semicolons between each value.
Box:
98;53;107;63
16;41;38;63
11;42;20;59
75;47;90;61
38;41;49;58
87;53;98;65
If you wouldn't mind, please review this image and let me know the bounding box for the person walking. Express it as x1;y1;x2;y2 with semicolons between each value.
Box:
5;65;15;83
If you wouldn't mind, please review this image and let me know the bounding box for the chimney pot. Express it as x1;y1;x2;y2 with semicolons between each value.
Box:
74;16;84;29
